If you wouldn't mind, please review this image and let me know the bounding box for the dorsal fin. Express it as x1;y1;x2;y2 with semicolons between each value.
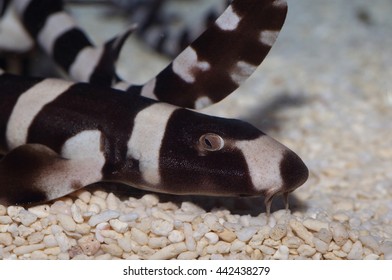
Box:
0;144;103;206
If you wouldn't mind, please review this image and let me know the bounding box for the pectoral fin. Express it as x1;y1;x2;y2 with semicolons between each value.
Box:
0;144;103;206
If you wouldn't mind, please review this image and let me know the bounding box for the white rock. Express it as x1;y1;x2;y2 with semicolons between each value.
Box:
347;241;363;260
380;241;392;260
110;219;129;233
75;223;91;235
13;243;45;255
77;190;91;203
148;237;168;249
100;229;122;240
50;201;71;215
90;195;107;210
148;242;187;260
273;245;289;260
180;202;204;214
57;213;77;232
27;232;44;244
315;228;333;243
106;193;119;210
183;223;196;251
152;208;173;222
168;230;185;243
259;245;276;255
0;224;9;233
43;235;58;247
269;224;287;241
330;222;349;246
18;225;34;237
177;251;199;260
151;220;174;236
54;232;71;253
88;210;120;227
13;236;26;246
27;205;50;218
236;227;258;242
230;239;246;253
359;235;380;254
297;244;316;257
87;203;101;215
131;228;149;246
290;219;314;246
303;218;329;232
44;247;61;256
71;204;84;224
203;214;222;231
313;237;328;254
204;232;219;245
0;216;12;224
119;213;138;222
364;253;380;260
7;206;24;219
18;210;38;226
342;239;353;253
141;194;159;207
193;223;209;240
101;243;123;257
0;205;6;215
95;222;110;242
0;232;12;246
206;241;231;254
118;237;134;253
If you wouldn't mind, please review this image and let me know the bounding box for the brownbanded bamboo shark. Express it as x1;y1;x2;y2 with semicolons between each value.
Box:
0;0;308;214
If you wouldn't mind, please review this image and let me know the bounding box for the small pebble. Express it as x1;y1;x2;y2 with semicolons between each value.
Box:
236;227;258;242
347;241;363;260
57;214;77;232
101;243;123;257
269;224;287;241
303;219;329;232
297;244;316;257
18;210;38;226
27;205;51;218
71;204;84;224
148;237;168;249
290;219;314;246
313;237;328;254
148;242;187;260
88;210;120;227
0;232;12;246
273;245;289;260
109;219;129;233
168;230;185;243
131;228;149;246
183;223;196;251
13;243;45;255
0;216;12;224
204;232;219;245
330;222;349;246
218;229;236;243
315;228;333;244
151;220;174;237
78;235;101;256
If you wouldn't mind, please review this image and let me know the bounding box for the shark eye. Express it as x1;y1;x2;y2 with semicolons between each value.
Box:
199;133;224;151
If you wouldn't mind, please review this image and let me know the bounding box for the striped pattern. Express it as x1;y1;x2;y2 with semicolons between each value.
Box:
0;71;308;208
0;0;309;213
12;0;287;109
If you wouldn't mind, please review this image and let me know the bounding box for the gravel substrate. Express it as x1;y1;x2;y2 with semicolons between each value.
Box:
0;0;391;260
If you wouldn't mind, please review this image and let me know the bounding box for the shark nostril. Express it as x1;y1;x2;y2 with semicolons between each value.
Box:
279;150;309;191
